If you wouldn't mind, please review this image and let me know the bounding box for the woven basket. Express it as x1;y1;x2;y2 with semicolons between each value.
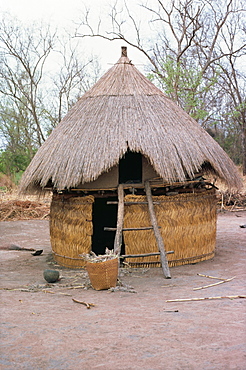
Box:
86;258;119;290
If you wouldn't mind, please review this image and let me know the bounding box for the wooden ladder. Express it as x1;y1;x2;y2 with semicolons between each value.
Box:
111;181;171;279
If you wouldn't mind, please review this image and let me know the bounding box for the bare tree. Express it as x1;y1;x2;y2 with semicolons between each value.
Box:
75;0;246;172
0;14;102;177
50;36;102;125
0;15;55;146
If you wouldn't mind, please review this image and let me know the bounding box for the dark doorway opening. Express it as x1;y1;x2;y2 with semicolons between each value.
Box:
92;197;125;256
119;151;142;184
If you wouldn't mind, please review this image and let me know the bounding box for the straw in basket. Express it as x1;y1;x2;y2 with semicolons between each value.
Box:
86;257;119;290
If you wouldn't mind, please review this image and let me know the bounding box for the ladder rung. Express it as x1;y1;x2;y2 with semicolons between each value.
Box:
121;251;174;258
104;226;160;231
107;201;160;205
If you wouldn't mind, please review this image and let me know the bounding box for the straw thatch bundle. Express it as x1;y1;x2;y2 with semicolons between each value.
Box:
19;47;242;194
123;189;217;267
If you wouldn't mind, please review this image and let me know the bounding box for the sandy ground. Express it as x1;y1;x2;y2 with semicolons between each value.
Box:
0;211;246;370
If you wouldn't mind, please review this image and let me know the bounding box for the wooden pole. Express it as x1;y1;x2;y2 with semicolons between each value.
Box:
145;180;171;278
114;184;124;255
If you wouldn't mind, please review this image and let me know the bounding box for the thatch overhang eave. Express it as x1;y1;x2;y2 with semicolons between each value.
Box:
19;92;242;193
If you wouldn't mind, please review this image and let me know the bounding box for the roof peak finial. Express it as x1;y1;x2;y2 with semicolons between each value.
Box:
121;46;127;57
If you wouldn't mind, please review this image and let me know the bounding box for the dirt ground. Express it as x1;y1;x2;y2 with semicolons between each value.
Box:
0;211;246;370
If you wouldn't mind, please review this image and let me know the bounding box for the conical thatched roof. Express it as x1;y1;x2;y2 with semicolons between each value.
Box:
20;47;242;193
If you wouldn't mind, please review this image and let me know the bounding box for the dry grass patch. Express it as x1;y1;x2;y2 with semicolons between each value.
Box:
0;188;51;221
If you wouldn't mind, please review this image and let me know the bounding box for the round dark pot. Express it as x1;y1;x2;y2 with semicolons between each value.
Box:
43;269;60;283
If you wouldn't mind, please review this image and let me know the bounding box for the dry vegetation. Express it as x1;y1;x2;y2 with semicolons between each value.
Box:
212;169;246;212
0;172;245;222
0;198;51;221
0;174;51;221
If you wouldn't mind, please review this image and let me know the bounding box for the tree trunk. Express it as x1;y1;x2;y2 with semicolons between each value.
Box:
242;122;246;176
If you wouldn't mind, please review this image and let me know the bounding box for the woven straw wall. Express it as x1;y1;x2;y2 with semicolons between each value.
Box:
50;194;94;268
49;189;217;269
123;189;217;267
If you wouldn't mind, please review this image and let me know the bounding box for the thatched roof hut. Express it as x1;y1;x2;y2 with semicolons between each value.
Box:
20;47;241;194
20;47;242;270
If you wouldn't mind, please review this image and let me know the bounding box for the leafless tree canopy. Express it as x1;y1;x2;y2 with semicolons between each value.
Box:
76;0;246;174
0;14;101;176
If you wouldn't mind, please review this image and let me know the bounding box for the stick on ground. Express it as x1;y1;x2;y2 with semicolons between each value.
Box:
166;295;246;302
197;273;230;281
193;276;236;290
72;298;95;308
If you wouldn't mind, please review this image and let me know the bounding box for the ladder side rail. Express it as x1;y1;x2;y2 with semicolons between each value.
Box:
113;184;124;255
145;180;171;278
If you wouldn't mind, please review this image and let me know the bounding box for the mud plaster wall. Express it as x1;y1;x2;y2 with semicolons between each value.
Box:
76;156;158;189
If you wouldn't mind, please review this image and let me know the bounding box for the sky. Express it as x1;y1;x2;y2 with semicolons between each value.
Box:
0;0;151;72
